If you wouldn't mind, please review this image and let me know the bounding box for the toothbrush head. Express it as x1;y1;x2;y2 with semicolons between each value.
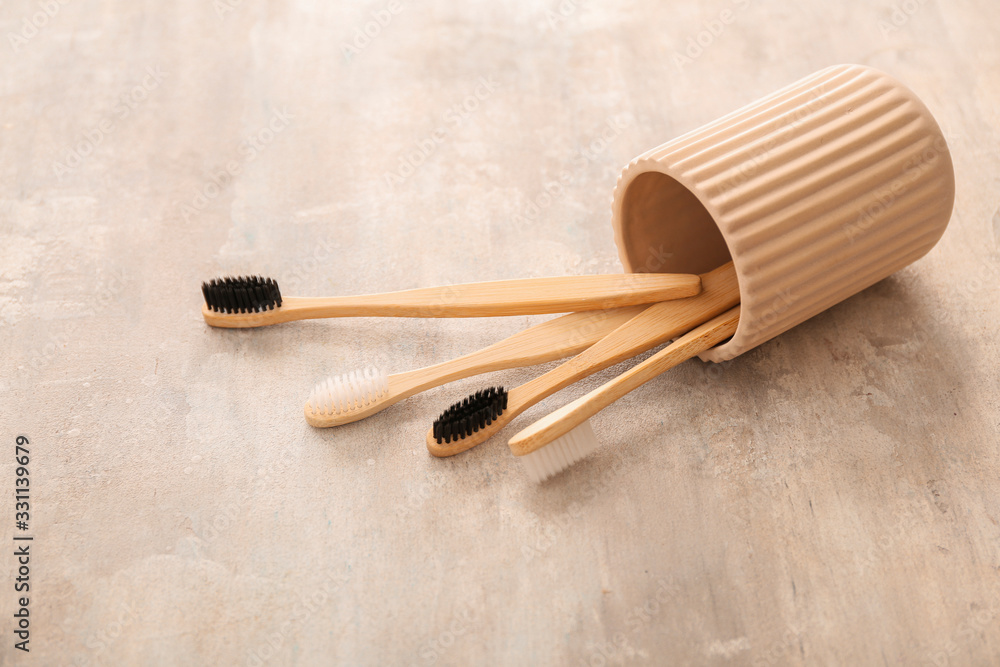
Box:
432;386;508;445
306;367;389;422
515;419;600;483
202;275;282;313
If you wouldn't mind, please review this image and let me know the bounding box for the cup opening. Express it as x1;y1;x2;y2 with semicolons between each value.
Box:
617;171;732;276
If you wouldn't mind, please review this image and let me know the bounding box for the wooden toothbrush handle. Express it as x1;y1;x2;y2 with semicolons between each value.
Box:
203;274;700;327
393;305;647;396
508;306;741;456
510;262;739;413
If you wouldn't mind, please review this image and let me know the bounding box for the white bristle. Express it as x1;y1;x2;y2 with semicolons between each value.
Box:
307;366;389;415
518;420;601;483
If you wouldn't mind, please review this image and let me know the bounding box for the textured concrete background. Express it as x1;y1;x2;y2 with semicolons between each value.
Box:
2;0;999;665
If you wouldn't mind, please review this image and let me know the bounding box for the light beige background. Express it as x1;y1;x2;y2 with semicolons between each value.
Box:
2;0;998;665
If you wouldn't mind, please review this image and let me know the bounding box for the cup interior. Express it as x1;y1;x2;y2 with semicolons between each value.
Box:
617;171;732;276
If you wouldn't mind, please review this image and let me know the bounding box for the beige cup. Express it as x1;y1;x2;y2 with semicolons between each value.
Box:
611;64;955;362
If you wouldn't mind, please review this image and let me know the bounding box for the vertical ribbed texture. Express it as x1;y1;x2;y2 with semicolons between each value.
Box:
612;65;955;361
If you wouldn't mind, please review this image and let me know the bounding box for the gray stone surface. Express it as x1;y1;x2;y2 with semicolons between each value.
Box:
2;0;999;664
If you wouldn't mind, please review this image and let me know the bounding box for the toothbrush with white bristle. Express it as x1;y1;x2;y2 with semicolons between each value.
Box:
507;306;741;483
303;305;647;427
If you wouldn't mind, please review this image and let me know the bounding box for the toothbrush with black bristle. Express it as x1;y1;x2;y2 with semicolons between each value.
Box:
199;272;702;327
507;306;740;483
425;262;739;458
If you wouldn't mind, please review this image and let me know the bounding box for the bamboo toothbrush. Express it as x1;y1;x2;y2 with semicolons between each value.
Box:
507;306;741;482
304;305;647;427
201;273;701;328
425;262;739;457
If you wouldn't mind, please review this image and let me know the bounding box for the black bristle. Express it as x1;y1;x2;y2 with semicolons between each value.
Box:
432;387;509;444
201;275;282;313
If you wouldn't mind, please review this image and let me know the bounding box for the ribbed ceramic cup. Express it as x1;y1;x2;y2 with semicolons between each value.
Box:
611;64;955;362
